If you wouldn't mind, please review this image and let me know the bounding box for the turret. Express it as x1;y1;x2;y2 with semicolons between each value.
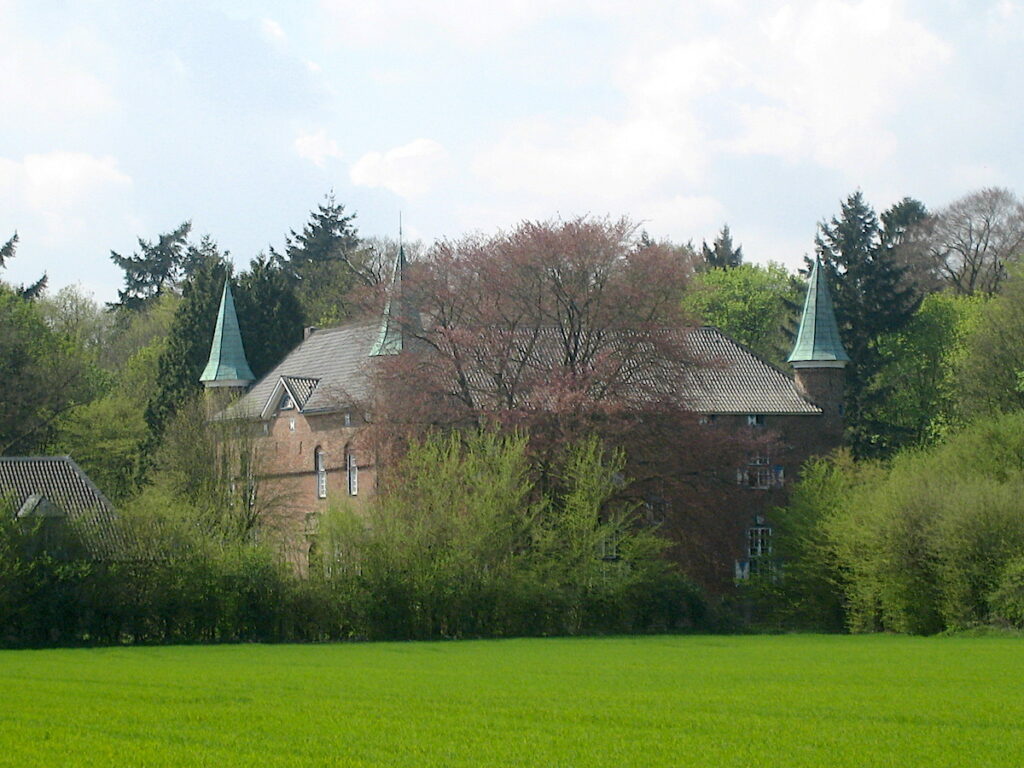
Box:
370;242;420;356
788;257;849;434
200;280;255;394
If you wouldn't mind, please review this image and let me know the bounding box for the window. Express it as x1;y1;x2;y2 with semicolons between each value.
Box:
279;392;294;410
347;450;358;496
748;525;772;558
289;418;296;433
315;447;327;499
343;412;352;427
698;414;718;425
747;414;765;427
737;456;784;489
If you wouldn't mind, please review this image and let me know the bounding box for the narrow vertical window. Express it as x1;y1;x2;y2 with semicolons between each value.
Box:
315;447;327;499
347;450;358;496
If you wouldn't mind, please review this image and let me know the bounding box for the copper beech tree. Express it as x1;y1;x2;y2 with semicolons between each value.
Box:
370;217;776;590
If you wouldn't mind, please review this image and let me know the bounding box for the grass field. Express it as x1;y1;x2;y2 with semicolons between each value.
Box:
1;635;1022;767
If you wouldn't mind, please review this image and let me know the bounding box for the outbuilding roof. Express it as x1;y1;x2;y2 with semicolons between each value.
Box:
0;456;123;553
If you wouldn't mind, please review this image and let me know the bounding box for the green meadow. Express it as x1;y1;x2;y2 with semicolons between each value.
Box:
1;635;1021;767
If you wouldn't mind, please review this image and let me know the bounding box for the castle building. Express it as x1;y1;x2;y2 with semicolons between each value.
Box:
202;253;848;584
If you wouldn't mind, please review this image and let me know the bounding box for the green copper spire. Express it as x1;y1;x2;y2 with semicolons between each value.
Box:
370;242;418;357
788;257;850;366
200;280;255;387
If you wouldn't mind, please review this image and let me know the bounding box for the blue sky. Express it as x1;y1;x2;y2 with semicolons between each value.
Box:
1;0;1020;303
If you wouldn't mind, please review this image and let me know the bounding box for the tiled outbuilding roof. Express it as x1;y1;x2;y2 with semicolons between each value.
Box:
0;456;123;553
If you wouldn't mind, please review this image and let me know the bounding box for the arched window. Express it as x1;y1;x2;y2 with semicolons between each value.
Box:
346;447;358;496
315;446;327;499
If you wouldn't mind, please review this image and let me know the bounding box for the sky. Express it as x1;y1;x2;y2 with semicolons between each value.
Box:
1;0;1021;303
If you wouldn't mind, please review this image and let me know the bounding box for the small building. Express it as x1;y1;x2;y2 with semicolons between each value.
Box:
0;456;122;556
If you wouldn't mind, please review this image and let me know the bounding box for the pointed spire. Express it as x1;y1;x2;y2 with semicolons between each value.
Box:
200;280;256;387
788;257;850;367
370;233;419;357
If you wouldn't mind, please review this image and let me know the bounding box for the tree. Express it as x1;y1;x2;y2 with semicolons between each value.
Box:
814;191;920;456
880;197;940;297
371;217;764;590
273;194;368;325
0;232;47;299
682;262;801;366
700;224;743;270
234;254;304;380
956;266;1024;418
0;286;95;454
109;221;192;313
924;187;1024;296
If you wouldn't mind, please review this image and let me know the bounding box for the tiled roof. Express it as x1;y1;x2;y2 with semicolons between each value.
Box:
225;320;379;419
683;327;821;414
225;318;818;419
0;456;124;554
281;376;320;409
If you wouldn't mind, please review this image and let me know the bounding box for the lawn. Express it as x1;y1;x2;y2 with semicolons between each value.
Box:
0;634;1021;767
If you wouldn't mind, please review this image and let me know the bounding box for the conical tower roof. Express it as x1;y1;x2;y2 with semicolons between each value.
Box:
788;257;850;366
370;244;420;356
200;280;255;387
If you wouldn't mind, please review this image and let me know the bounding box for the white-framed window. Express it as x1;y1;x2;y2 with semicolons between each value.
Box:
279;392;294;410
347;450;358;496
747;414;765;427
343;412;352;427
289;418;296;433
748;525;772;558
315;447;327;499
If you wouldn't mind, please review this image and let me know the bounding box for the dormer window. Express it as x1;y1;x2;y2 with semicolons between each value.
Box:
279;392;295;411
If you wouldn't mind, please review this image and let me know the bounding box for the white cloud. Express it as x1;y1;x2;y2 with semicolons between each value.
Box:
350;139;449;198
294;129;343;167
0;152;133;243
260;17;287;43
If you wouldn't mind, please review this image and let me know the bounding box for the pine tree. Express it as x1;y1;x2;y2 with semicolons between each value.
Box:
235;254;304;380
273;194;365;325
109;221;193;312
701;224;743;270
815;191;920;456
0;232;48;299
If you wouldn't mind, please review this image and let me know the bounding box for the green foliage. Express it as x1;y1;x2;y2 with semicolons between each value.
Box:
864;292;983;452
779;411;1024;634
234;254;304;380
0;231;47;299
683;262;801;366
700;224;743;270
109;221;193;313
0;285;97;454
274;194;365;325
990;555;1024;628
3;637;1024;767
957;267;1024;417
319;431;695;639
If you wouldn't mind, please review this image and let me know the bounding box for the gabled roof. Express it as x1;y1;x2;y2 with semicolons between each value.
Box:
225;320;379;420
201;281;255;386
223;317;818;420
0;456;123;553
684;328;821;414
788;257;850;365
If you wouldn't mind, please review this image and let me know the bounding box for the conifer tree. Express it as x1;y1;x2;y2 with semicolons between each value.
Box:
109;222;193;312
0;232;48;299
700;224;743;270
814;191;920;456
235;254;304;380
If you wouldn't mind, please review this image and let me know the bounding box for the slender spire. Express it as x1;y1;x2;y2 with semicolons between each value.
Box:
370;232;419;357
788;256;850;367
200;280;255;387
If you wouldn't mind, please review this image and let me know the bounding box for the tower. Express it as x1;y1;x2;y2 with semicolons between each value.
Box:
369;241;420;357
200;280;255;398
788;257;850;436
